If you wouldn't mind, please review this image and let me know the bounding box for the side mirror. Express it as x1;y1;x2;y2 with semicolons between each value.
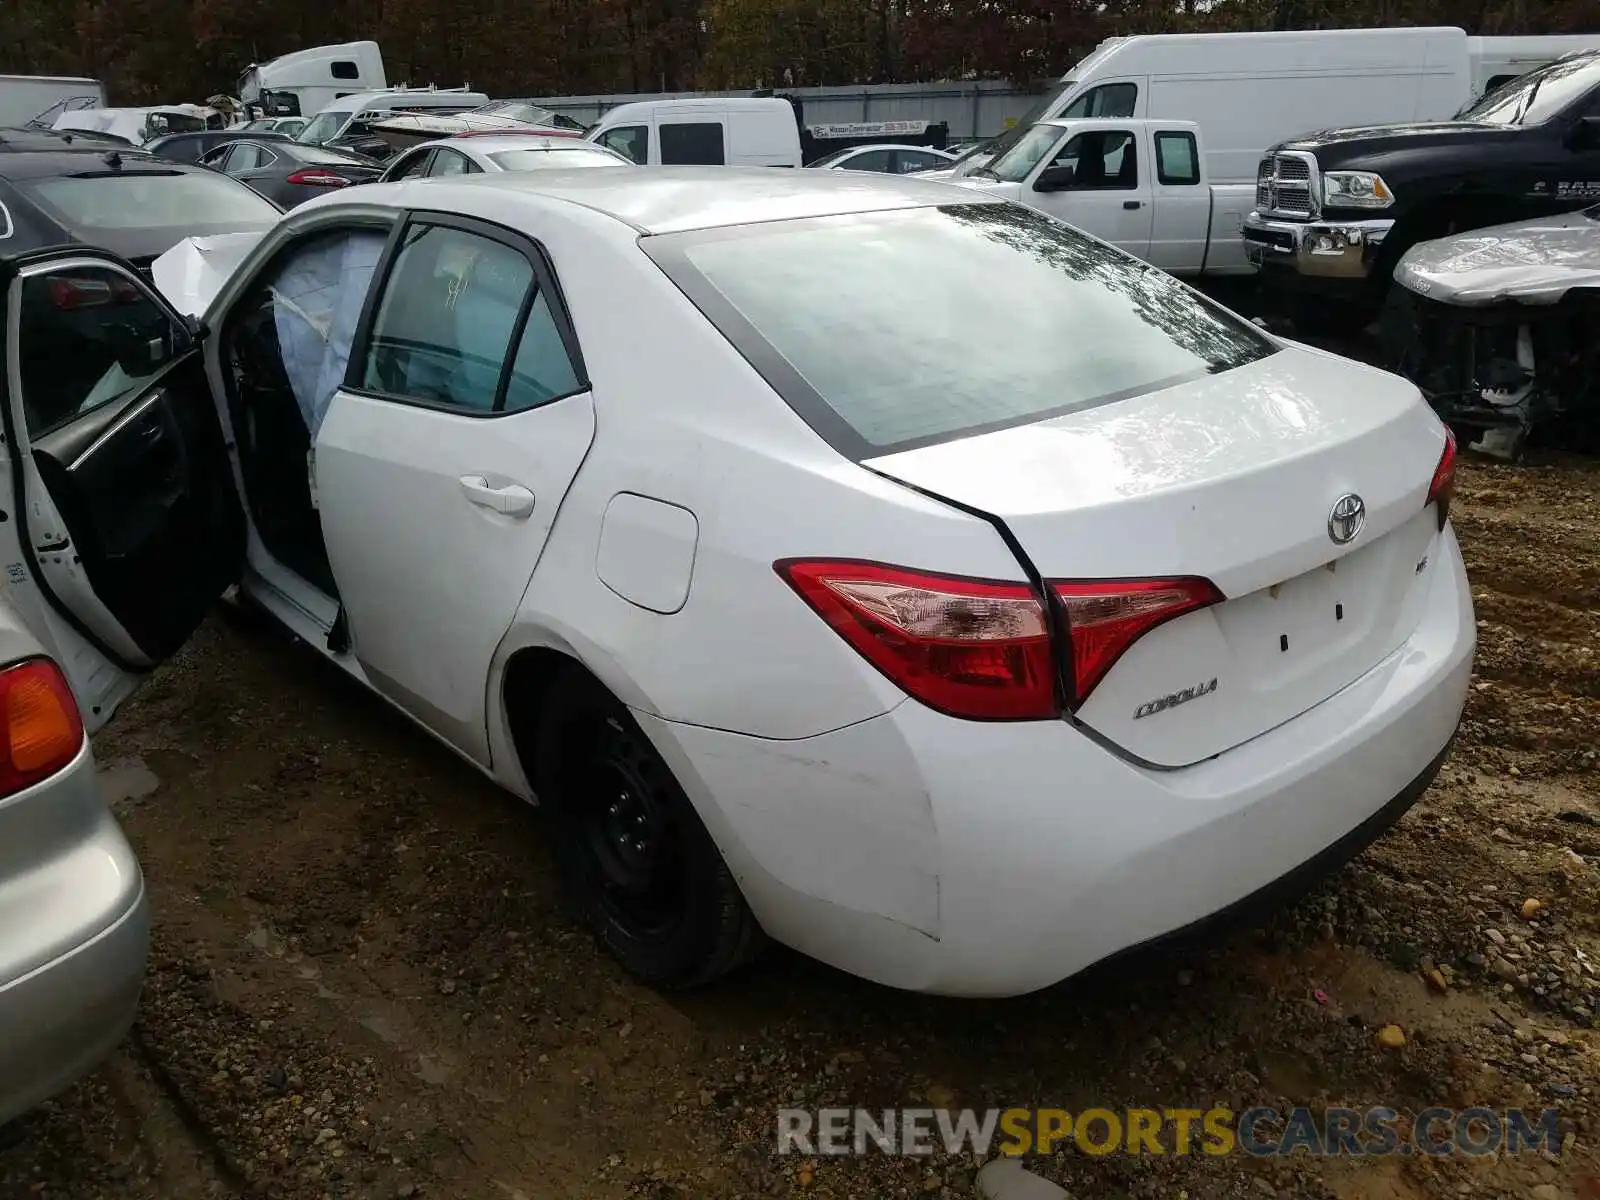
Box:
181;313;209;347
1034;164;1076;192
1568;115;1600;151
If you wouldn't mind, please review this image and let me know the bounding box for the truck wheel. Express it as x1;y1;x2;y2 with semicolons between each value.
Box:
534;667;764;988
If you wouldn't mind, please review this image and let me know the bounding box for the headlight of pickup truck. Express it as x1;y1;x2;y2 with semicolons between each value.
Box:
1321;170;1394;209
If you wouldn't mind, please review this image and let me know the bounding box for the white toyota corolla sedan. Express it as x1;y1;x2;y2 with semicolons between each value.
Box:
378;133;634;182
0;168;1474;997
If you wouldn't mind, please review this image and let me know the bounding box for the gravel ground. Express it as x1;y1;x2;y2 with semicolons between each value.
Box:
2;441;1599;1200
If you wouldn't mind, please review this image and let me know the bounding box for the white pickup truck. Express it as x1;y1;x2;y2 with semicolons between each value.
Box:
950;118;1253;277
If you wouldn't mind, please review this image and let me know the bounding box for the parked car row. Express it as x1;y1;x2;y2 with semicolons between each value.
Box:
7;20;1600;1143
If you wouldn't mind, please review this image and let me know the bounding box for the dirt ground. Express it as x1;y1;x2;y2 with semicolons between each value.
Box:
2;450;1599;1200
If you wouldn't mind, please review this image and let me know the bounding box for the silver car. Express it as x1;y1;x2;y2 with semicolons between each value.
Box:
0;259;151;1126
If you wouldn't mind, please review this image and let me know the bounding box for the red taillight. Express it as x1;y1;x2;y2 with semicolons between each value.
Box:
1050;578;1224;708
1426;426;1457;530
48;275;142;310
775;559;1058;721
286;169;351;187
0;658;84;796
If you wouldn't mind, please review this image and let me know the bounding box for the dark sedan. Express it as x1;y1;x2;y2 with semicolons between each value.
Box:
146;128;293;164
0;137;281;268
199;138;383;208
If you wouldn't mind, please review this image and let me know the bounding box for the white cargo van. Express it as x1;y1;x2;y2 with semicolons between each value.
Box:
0;76;104;130
944;28;1599;185
237;41;387;120
587;98;802;166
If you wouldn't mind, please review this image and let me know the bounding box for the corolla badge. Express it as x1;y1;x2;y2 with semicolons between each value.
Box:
1133;678;1218;720
1327;493;1366;545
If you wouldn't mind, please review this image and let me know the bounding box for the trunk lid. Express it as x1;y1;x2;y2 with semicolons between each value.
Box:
863;344;1450;767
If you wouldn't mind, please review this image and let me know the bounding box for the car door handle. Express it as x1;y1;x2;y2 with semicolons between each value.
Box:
458;474;536;518
1123;200;1143;210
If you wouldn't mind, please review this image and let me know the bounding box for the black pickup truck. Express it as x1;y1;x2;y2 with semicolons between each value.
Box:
1242;49;1600;328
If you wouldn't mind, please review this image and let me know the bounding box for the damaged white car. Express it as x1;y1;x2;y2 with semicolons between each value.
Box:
1382;207;1600;459
0;169;1473;997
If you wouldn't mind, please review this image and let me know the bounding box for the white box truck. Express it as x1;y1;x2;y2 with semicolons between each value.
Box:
0;75;105;130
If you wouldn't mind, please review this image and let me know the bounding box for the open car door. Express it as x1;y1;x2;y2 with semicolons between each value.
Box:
0;247;244;729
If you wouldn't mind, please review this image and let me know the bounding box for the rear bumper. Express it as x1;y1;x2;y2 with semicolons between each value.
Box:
641;524;1474;997
1243;212;1395;296
0;747;150;1126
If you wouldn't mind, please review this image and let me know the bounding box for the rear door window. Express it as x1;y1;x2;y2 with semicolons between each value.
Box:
1154;131;1200;185
839;148;893;172
503;291;582;411
893;149;947;173
227;144;275;172
360;223;534;412
659;121;725;165
427;149;480;177
388;150;434;179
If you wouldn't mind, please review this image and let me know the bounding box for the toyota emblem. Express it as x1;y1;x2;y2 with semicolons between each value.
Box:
1327;494;1366;545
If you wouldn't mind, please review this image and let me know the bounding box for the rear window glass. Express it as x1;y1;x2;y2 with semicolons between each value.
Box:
293;145;375;166
488;147;627;170
18;171;280;232
650;203;1274;456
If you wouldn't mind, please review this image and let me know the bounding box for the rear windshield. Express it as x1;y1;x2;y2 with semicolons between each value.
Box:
18;170;281;232
292;144;376;166
488;147;627;170
648;203;1275;457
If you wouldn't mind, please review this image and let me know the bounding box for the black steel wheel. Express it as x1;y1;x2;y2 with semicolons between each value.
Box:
535;667;762;987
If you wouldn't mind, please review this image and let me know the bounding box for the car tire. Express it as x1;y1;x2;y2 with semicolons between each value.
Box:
534;667;763;988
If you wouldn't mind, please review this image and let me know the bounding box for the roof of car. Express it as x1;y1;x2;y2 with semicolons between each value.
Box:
832;144;956;156
442;134;616;153
599;97;793;124
325;88;490;110
0;146;171;181
395;165;996;234
148;129;291;146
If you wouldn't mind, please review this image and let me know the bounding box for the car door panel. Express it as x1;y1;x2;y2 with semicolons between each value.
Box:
1;250;243;690
1027;122;1154;259
313;216;596;764
1147;129;1209;273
